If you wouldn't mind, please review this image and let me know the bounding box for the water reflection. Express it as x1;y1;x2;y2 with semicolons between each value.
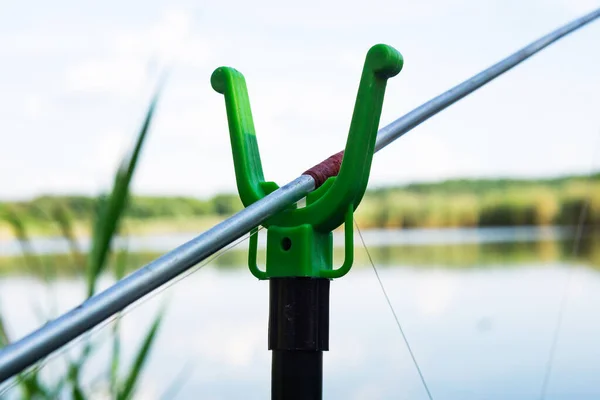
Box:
1;227;600;277
0;227;599;399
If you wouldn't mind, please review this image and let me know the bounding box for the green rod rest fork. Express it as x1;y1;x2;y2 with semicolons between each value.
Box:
211;44;403;280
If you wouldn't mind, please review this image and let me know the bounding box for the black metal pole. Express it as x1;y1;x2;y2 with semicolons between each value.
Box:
269;278;330;400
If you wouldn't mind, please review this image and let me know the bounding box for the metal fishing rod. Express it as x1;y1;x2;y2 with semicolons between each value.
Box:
1;7;599;384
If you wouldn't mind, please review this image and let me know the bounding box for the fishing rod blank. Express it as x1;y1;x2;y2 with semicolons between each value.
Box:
0;7;599;384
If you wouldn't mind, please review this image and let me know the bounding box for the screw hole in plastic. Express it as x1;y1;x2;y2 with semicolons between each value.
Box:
281;237;292;251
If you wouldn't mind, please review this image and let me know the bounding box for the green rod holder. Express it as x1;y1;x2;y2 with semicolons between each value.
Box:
211;43;403;280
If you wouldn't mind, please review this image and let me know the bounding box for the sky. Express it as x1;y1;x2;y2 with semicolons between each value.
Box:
0;0;599;200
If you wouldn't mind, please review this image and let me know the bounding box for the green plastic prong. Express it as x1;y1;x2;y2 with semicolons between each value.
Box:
248;228;267;279
268;44;404;232
211;67;268;207
320;204;354;279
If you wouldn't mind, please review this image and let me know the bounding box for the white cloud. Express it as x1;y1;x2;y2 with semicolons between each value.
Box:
63;9;213;98
113;9;212;67
0;33;88;54
557;0;600;15
371;132;482;186
22;94;49;119
91;128;131;174
66;57;150;96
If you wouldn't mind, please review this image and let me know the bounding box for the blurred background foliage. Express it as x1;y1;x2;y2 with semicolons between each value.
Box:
356;175;600;228
1;175;599;239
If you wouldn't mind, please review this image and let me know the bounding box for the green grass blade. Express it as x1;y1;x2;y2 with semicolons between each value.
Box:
0;312;9;347
0;207;41;273
19;372;51;399
67;361;86;400
87;91;161;297
110;249;128;393
117;312;163;400
51;202;83;266
110;316;122;396
72;385;85;400
0;206;26;241
114;245;129;281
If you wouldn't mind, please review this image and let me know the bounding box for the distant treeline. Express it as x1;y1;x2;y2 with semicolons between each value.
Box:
2;174;599;230
0;194;244;222
355;174;600;228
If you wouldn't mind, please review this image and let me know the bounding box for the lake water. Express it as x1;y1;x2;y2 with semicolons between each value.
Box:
0;227;599;399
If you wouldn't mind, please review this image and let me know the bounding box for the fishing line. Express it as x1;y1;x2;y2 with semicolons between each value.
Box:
538;129;600;400
0;228;258;397
354;219;434;400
